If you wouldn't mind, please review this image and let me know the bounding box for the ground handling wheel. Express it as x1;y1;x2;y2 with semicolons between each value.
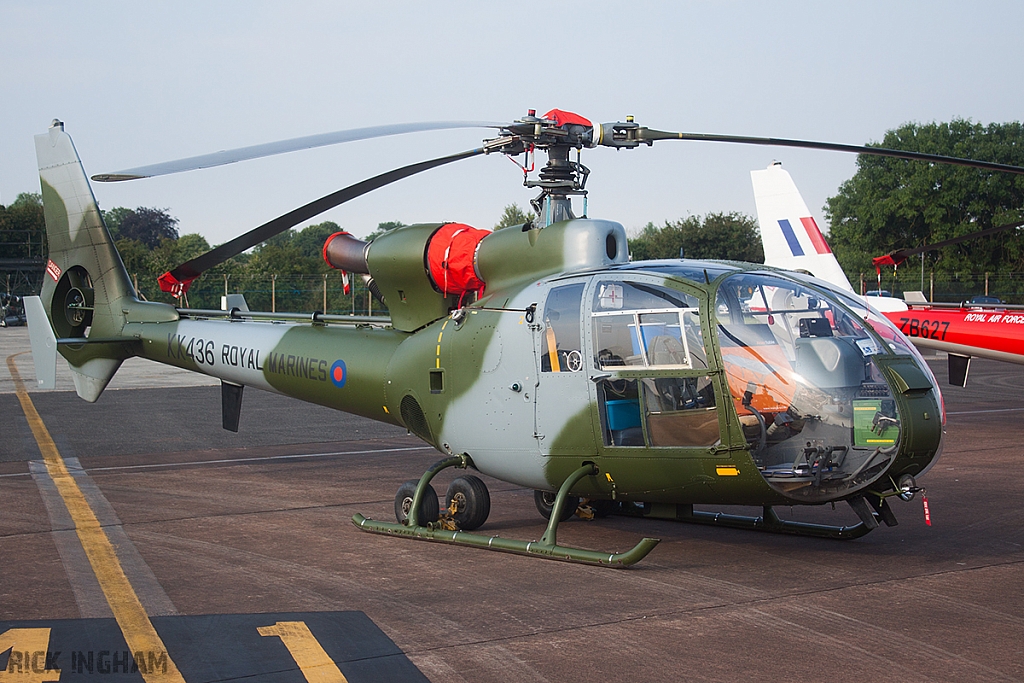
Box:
444;475;491;531
394;480;439;526
534;489;579;522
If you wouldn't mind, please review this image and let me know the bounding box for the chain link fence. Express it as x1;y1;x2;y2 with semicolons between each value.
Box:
133;272;388;316
854;269;1024;304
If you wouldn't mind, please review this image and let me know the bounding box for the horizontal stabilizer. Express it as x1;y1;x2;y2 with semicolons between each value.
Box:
24;296;57;389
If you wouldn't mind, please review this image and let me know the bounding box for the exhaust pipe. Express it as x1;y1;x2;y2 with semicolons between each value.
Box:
323;231;370;273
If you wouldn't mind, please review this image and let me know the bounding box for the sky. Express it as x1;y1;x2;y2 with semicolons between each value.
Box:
3;1;1023;246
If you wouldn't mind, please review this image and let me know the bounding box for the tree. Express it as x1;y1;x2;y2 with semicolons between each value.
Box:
0;193;46;259
494;203;534;230
249;231;322;275
628;212;763;262
364;220;406;242
101;207;134;240
112;232;213;301
293;221;342;260
114;238;154;282
826;119;1024;279
114;207;179;248
152;233;211;276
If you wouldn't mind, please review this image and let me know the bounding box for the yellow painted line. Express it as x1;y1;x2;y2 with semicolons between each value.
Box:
7;353;187;683
259;621;348;683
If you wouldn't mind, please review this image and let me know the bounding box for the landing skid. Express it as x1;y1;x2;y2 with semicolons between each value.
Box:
352;456;660;568
634;503;876;540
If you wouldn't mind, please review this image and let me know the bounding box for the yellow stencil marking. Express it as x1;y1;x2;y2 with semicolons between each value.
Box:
716;464;740;476
6;354;186;683
435;319;449;369
258;622;348;683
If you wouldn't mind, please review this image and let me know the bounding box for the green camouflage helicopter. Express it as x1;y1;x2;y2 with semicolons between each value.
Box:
26;111;1024;567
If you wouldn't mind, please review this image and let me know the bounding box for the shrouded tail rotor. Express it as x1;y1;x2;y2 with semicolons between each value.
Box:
51;265;94;338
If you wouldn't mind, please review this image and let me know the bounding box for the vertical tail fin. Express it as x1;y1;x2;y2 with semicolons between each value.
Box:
752;162;909;314
35;120;139;400
751;162;855;293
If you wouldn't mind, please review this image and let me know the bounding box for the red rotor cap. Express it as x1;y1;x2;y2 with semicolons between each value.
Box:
542;109;592;128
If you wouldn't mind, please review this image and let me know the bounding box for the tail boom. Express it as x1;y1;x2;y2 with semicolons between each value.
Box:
126;317;405;424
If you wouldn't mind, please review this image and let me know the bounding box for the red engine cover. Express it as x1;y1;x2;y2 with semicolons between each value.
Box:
426;223;490;296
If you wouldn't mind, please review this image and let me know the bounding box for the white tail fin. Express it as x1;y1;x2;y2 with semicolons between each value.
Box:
751;162;854;292
752;162;908;314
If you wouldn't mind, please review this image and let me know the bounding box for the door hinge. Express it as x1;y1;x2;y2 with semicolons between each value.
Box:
707;442;747;456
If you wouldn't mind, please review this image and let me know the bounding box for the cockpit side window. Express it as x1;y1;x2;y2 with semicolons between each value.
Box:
592;281;707;371
590;280;718;449
641;375;719;447
541;283;585;372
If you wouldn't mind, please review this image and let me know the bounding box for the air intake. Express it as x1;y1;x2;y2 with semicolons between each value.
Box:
400;394;432;443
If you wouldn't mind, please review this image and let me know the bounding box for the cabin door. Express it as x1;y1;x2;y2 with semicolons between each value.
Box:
533;281;598;457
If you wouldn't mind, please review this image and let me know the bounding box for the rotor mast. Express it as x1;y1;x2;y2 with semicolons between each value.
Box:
487;109;604;226
527;142;589;224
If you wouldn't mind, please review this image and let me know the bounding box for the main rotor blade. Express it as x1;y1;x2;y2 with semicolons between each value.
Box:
160;146;486;292
639;129;1024;176
93;121;501;182
873;219;1024;268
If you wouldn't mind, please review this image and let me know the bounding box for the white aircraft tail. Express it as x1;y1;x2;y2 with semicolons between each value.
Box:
751;162;908;314
751;162;854;292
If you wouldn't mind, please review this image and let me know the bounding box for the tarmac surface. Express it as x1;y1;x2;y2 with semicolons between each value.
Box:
2;325;1024;682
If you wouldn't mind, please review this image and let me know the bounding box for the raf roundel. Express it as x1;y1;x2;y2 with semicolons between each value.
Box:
330;360;347;388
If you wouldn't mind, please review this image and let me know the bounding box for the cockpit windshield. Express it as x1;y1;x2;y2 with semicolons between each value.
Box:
715;273;902;502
